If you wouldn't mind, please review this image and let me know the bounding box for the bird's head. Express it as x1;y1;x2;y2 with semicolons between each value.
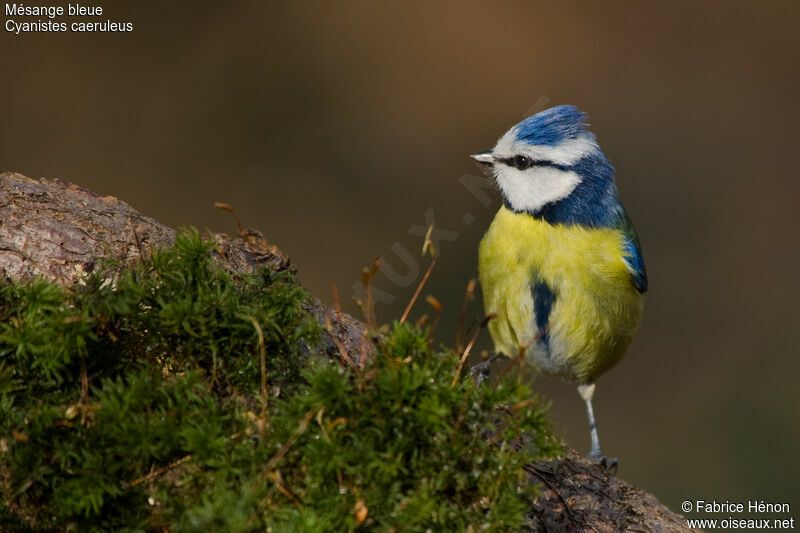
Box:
472;105;618;223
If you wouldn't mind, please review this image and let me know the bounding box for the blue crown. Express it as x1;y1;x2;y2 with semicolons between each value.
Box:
514;105;589;146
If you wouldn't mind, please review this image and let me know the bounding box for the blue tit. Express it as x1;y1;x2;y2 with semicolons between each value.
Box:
471;105;647;467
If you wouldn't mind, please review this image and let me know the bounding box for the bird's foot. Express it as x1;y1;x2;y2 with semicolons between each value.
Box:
469;359;493;386
587;449;618;473
469;352;502;386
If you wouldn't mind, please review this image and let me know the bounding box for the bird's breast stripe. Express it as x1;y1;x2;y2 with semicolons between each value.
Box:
531;280;555;355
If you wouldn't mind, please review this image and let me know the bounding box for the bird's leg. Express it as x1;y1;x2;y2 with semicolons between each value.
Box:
469;352;503;385
577;383;617;471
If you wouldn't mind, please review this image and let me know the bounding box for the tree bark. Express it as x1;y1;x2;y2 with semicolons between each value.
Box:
0;171;697;532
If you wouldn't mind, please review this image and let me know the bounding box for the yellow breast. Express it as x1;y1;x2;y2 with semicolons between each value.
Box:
478;206;643;383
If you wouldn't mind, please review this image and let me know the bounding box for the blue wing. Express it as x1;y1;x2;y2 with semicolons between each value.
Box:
622;238;647;293
615;208;648;293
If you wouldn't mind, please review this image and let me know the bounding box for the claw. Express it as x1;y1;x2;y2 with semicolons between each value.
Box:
588;450;618;473
469;352;502;386
469;360;492;385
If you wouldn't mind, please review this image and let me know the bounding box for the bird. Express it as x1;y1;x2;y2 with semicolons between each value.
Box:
471;105;647;468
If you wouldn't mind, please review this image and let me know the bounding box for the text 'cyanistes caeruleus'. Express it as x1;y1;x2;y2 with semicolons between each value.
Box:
472;105;647;467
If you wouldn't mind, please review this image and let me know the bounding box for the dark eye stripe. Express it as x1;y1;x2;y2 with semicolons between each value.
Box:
498;156;570;172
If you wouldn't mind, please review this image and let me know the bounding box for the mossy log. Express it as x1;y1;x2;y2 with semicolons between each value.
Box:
0;171;696;532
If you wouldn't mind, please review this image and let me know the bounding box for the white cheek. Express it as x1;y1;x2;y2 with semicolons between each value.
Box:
495;167;581;213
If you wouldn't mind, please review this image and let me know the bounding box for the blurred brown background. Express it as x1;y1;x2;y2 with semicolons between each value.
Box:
3;0;799;515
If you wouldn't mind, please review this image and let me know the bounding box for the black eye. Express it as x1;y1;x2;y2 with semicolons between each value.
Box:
512;155;533;170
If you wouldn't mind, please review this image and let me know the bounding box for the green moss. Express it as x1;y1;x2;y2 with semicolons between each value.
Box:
0;229;558;532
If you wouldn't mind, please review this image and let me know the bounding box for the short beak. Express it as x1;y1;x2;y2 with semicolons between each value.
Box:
470;151;495;166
